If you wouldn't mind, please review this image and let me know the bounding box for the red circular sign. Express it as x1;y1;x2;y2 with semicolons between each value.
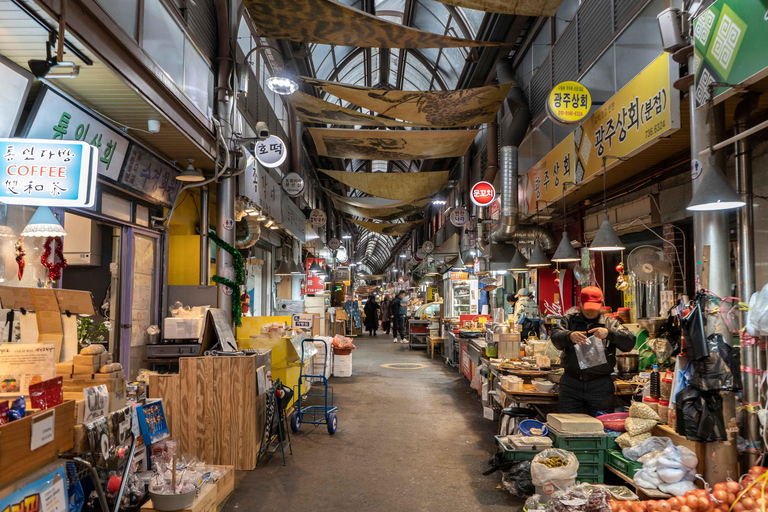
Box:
471;181;496;207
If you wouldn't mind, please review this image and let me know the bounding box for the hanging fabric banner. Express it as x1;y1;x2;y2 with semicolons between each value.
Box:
319;169;449;200
324;189;417;209
331;196;428;221
348;218;427;236
302;78;512;127
243;0;501;48
434;0;562;16
310;128;477;160
288;91;426;128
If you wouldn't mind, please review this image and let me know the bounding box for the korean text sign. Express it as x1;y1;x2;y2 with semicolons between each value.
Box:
0;139;96;207
23;87;128;180
548;81;591;125
525;53;680;213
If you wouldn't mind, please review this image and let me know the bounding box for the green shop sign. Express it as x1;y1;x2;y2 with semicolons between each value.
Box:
693;0;768;108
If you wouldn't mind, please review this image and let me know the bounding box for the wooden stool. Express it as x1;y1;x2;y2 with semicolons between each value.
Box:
427;337;445;359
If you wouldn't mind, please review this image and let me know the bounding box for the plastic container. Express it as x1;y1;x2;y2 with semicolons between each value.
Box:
519;419;549;437
661;374;673;401
148;490;196;511
642;396;659;415
658;399;670;424
596;412;630;432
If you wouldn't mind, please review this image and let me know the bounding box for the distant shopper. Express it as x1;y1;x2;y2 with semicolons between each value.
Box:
363;295;380;337
381;294;392;335
506;293;518;310
513;288;540;325
391;291;408;343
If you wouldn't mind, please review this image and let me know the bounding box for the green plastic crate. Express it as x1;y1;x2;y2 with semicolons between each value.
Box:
573;450;606;464
578;474;605;484
606;436;620;451
549;431;607;451
605;450;643;479
577;462;603;477
494;436;541;461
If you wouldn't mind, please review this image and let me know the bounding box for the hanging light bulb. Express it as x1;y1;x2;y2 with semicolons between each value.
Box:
590;157;625;252
552;189;580;262
176;159;204;182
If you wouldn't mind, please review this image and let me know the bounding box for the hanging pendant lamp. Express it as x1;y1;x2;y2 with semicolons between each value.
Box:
21;207;66;237
308;259;324;274
687;153;745;211
590;157;624;252
552;189;580;262
526;241;551;268
275;258;292;276
508;246;529;271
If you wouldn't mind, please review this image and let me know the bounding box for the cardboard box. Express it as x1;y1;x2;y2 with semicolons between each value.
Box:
74;354;98;365
73;364;97;375
109;379;127;412
56;362;73;373
94;370;124;381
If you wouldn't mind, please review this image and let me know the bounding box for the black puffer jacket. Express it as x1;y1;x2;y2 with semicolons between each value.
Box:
550;312;636;379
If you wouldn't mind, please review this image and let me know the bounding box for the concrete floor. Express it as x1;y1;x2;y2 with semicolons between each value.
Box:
222;333;523;511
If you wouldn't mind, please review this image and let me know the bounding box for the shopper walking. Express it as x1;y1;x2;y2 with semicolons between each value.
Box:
391;291;408;343
381;294;392;335
550;286;636;416
363;295;380;337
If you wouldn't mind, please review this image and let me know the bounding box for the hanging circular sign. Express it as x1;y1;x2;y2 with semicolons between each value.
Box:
422;241;435;254
415;249;426;262
450;207;469;227
254;135;287;168
336;246;348;263
309;209;326;227
547;81;591;126
470;182;496;207
281;172;305;197
328;237;342;251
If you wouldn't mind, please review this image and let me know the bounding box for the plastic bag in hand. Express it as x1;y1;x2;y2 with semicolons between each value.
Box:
574;336;608;370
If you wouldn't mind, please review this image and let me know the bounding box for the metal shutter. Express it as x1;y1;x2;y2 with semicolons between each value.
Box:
577;0;613;70
185;0;217;62
553;21;578;82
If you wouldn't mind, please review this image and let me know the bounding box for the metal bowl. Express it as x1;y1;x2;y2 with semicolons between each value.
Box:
616;353;640;374
547;370;563;383
148;490;196;511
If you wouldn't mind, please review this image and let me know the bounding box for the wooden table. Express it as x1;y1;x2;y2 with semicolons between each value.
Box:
142;465;234;512
499;383;637;405
427;336;444;359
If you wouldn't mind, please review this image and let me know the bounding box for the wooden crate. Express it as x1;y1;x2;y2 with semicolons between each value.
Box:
0;401;75;489
153;357;264;470
141;465;235;512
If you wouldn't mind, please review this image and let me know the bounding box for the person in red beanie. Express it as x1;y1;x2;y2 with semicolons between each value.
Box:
550;286;636;416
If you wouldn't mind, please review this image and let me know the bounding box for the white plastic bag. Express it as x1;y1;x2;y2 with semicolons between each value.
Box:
658;480;698;496
530;449;580;487
657;466;688;483
574;336;608;370
657;445;698;471
634;468;661;489
622;437;673;461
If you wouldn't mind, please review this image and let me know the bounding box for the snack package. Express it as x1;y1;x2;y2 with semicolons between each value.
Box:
9;396;25;421
86;416;112;466
625;417;657;436
29;377;63;410
0;400;8;425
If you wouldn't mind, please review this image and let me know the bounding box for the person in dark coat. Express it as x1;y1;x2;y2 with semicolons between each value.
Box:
380;294;392;335
550;286;636;416
363;295;380;337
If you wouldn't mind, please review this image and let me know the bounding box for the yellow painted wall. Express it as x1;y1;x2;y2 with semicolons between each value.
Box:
168;188;217;285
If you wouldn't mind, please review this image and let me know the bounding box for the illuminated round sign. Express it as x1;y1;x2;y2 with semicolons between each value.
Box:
450;207;469;227
422;241;435;254
470;181;496;207
254;135;287;168
328;237;342;251
309;209;326;227
281;172;305;197
336;246;348;263
547;81;591;126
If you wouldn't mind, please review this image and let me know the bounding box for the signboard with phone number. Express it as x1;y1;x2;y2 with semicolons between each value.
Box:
120;144;179;207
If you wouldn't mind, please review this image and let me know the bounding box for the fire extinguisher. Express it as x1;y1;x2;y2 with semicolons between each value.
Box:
300;278;306;295
240;286;250;315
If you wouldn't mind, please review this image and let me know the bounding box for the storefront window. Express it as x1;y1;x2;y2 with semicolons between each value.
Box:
0;205;50;286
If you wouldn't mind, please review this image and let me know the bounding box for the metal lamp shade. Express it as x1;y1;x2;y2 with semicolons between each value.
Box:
590;214;625;251
507;247;529;271
20;207;66;237
687;158;745;211
308;260;324;274
420;275;433;285
448;253;466;269
526;241;551;268
552;231;580;262
290;261;304;275
275;259;293;276
176;165;204;182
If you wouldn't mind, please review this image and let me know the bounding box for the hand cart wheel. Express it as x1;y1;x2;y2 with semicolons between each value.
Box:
326;413;338;434
290;411;301;432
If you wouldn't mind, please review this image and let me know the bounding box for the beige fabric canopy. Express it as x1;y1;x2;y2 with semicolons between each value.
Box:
331;196;428;221
310;128;477;160
324;190;417;209
288;92;427;128
302;78;512;127
243;0;501;48
435;0;562;16
349;218;427;237
319;169;448;201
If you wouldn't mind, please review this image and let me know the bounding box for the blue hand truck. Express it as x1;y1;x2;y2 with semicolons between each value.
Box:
290;337;339;434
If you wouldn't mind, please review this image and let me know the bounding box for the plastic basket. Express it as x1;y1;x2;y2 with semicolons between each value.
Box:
333;347;352;356
519;419;549;437
596;412;629;432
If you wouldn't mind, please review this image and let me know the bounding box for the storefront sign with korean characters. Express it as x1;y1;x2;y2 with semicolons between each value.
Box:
281;171;305;197
470;181;495;207
547;81;591;126
450;207;469;227
254;135;287;169
328;237;342;251
422;241;435;254
309;209;327;227
0;139;96;207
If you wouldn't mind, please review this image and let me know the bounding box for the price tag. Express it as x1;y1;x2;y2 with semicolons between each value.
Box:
30;409;56;451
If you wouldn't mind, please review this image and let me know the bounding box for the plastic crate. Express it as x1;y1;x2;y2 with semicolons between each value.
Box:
573;450;606;464
549;431;607;451
577;462;603;478
578;474;605;484
606;435;620;451
605;450;643;479
494;436;541;461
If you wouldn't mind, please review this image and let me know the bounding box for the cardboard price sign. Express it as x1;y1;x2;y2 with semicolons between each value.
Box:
292;313;313;330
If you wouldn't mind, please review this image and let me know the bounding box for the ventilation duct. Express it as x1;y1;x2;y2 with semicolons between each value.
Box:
234;198;261;249
487;60;556;252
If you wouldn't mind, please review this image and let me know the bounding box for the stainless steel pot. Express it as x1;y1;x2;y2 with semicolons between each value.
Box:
616;353;640;374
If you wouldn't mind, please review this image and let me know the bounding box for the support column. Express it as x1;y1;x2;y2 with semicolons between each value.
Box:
688;53;737;481
200;185;210;286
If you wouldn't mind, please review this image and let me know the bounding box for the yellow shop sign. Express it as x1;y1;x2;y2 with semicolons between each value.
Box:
547;81;591;125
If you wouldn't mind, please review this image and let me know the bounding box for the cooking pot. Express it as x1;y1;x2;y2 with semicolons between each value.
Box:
493;324;511;334
616;353;639;374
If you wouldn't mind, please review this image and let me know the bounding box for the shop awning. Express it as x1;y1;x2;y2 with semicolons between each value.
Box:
319;169;449;201
287;91;426;128
434;0;562;15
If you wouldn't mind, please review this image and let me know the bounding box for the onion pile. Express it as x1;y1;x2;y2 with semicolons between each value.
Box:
609;467;768;512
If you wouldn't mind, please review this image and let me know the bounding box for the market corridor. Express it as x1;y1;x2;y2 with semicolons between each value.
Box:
222;334;520;511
